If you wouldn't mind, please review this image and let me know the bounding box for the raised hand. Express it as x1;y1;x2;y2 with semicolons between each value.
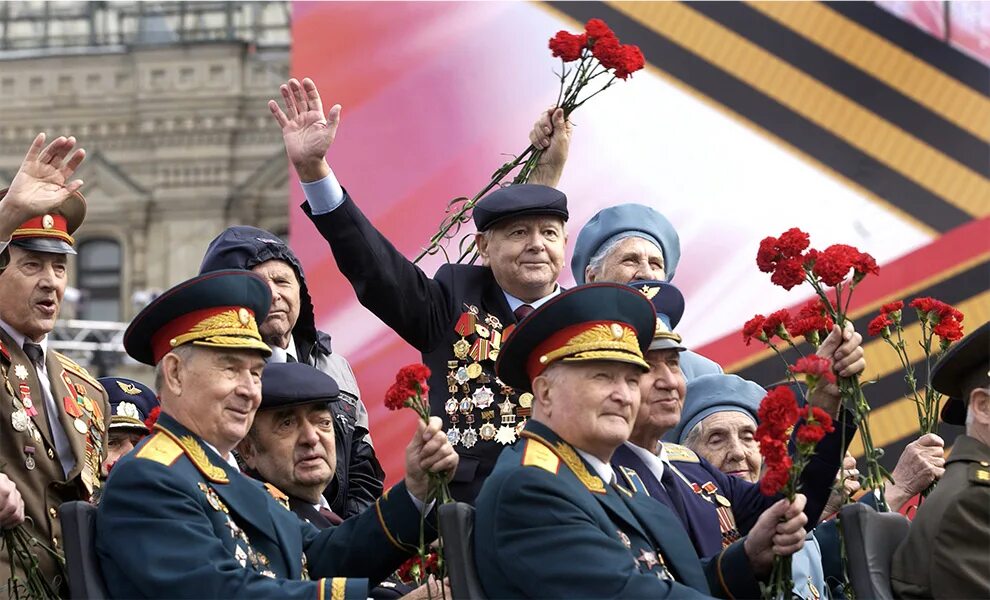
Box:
822;452;861;519
528;107;573;188
743;494;808;576
886;433;945;511
0;133;86;240
268;77;341;182
811;322;866;415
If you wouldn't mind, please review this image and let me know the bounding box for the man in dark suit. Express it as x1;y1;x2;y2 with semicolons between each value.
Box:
0;133;109;588
96;270;458;599
475;283;810;599
268;77;570;502
892;321;990;599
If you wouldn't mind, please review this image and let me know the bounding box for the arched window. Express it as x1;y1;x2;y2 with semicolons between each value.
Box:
77;238;122;321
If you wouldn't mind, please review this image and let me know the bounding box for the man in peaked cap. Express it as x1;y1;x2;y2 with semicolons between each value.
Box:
269;77;571;503
239;362;442;600
97;376;159;478
570;203;723;381
200;225;384;519
0;133;110;588
893;321;990;599
611;281;859;567
96;270;457;599
473;283;811;599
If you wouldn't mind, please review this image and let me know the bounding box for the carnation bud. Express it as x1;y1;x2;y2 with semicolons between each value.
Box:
806;330;821;348
880;325;891;340
889;310;902;326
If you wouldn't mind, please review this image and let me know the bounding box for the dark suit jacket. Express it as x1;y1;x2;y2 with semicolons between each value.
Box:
0;328;109;585
613;414;854;559
892;434;990;599
96;413;427;599
474;420;761;599
306;195;531;503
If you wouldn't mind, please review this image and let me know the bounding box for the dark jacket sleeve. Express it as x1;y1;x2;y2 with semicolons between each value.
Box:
339;421;386;518
303;195;455;352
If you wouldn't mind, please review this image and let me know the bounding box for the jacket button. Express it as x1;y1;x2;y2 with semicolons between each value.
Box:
47;448;55;459
49;507;57;519
51;536;59;549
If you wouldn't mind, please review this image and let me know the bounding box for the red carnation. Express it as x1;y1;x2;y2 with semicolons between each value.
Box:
757;386;800;436
612;44;645;79
881;301;904;315
868;313;893;337
742;314;768;346
810;406;834;432
789;355;836;385
384;384;414;412
756;434;789;464
585;18;615;41
851;250;879;282
144;406;161;430
591;34;622;68
760;463;792;496
761;309;793;341
796;423;827;445
769;256;806;290
812;244;858;287
549;30;586;62
777;228;811;258
396;364;431;392
933;318;964;342
756;237;779;273
909;297;940;314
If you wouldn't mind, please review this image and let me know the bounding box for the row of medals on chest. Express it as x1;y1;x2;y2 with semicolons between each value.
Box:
5;362;103;474
445;307;531;449
198;482;283;578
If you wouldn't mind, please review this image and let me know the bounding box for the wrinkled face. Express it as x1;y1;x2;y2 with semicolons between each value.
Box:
535;361;642;462
166;347;265;452
0;247;67;341
101;429;146;477
251;259;301;349
588;236;665;283
690;412;762;483
477;216;565;300
241;402;337;503
633;349;686;440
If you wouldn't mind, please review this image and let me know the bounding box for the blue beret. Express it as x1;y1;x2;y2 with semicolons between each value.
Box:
627;280;685;352
472;184;568;231
934;321;989;425
260;362;339;411
98;377;159;433
571;203;681;284
668;374;766;444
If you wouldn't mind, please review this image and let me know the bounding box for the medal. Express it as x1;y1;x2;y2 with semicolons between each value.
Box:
444;398;458;415
494;425;517;445
63;396;83;418
617;530;631;548
454;313;477;337
484;314;502;330
74;418;88;434
452;339;470;360
474;324;490;339
454;367;470;385
13;365;28;381
472;386;495;409
466;362;483;379
446;428;461;446
518;392;534;409
458;398;473;414
479;422;497;441
11;410;28;432
469;339;490;362
23;447;36;471
461;427;478;449
81;396;94;413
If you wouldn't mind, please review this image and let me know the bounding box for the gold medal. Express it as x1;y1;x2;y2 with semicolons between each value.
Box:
518;392;534;409
11;410;28;432
452;339;470;360
73;418;88;434
479;422;497;441
466;362;483;379
81;397;94;413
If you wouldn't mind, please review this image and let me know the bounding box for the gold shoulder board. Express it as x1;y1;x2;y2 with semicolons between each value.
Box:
135;433;183;467
522;438;560;474
665;443;700;463
970;464;990;486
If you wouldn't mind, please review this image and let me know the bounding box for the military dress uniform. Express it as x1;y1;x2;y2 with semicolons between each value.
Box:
892;322;990;599
475;283;761;599
304;183;569;502
0;188;109;587
95;270;429;600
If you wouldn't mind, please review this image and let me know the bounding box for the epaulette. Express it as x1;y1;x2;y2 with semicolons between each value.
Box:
521;437;560;475
54;352;102;391
664;443;700;463
970;462;990;486
155;426;229;483
519;431;605;493
264;482;291;510
135;432;183;467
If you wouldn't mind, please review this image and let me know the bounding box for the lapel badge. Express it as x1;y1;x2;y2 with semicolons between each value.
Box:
617;530;631;548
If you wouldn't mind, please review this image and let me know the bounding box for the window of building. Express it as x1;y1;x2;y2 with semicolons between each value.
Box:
77;238;122;321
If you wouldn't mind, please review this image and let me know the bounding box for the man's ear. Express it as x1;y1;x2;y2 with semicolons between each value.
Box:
968;387;990;425
584;264;597;283
237;436;258;469
532;375;552;418
161;352;184;397
475;232;490;266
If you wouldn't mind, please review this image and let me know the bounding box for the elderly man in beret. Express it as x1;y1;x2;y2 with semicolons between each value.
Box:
97;376;159;478
570;203;723;381
269;77;571;502
200;225;384;519
96;270;458;599
611;282;859;560
893;321;990;599
0;133;110;587
475;283;812;599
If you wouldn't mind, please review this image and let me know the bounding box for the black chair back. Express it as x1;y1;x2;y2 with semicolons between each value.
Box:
438;502;487;600
839;502;910;600
60;501;109;599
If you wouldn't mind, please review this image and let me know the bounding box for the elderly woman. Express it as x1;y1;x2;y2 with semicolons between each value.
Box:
675;374;946;598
